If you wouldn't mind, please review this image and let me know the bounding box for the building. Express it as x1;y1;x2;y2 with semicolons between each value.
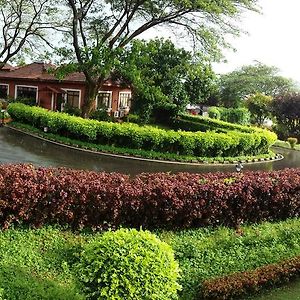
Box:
0;62;132;116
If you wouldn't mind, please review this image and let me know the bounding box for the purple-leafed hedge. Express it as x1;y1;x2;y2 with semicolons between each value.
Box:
0;164;299;230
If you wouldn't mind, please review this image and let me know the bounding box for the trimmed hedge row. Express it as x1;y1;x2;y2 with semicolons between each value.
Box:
7;103;276;157
0;164;300;230
178;114;260;133
201;255;300;300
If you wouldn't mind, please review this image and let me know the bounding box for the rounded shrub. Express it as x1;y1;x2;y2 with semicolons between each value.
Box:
77;228;181;300
208;106;221;119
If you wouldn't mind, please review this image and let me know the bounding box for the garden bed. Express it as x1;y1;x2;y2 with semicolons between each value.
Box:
7;103;277;160
8;121;279;164
0;219;300;299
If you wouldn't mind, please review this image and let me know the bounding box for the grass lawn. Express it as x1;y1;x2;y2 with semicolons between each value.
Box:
1;219;300;299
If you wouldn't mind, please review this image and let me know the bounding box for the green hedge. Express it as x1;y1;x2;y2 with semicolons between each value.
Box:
178;113;264;133
208;107;251;125
8;103;277;157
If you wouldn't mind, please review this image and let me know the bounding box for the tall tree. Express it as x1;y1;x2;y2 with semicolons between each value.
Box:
219;62;298;108
0;0;59;69
185;60;217;105
245;92;273;125
272;93;300;139
55;0;259;117
119;38;192;122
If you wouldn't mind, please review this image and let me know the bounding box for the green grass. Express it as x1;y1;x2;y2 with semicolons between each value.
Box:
160;219;300;299
0;226;86;300
8;121;277;164
1;219;300;299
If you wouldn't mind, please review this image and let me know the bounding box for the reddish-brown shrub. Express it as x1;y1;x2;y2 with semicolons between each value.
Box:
0;164;300;230
201;256;300;299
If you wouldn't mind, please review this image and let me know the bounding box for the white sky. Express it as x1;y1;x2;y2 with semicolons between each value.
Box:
213;0;300;82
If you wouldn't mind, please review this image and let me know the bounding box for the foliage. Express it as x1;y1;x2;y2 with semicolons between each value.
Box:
201;255;300;300
53;0;259;116
77;229;181;300
1;164;300;231
0;0;59;67
124;114;140;124
63;104;81;117
120;39;193;122
219;63;298;108
208;107;250;124
1;219;300;299
272;93;300;139
177;114;270;134
0;226;84;300
184;60;217;104
8;103;276;158
161;219;300;300
287;137;298;149
11;121;276;164
9;97;36;107
208;107;221;119
245;92;273;125
219;107;250;125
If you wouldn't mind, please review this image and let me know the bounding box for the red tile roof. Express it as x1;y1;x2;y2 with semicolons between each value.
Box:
0;62;85;82
1;63;18;71
0;62;127;87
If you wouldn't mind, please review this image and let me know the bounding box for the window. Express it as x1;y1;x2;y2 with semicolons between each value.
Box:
0;84;8;99
119;92;131;109
97;91;112;109
64;90;80;108
16;85;37;101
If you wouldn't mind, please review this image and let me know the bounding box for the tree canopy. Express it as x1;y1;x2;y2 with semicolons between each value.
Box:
118;39;217;123
218;62;298;108
272;93;300;139
0;0;59;68
53;0;259;116
245;92;273;125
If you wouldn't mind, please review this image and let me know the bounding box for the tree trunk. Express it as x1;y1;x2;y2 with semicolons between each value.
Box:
81;77;105;118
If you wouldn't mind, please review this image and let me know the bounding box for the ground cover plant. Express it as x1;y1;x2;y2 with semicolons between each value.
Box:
7;103;277;158
1;219;300;299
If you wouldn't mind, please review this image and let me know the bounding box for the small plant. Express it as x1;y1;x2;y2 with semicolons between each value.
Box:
287;137;298;149
76;228;181;300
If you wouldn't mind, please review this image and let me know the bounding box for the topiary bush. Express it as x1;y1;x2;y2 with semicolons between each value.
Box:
76;229;181;300
287;137;298;149
208;107;221;119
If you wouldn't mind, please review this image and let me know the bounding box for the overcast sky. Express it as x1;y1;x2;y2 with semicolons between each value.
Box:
213;0;300;82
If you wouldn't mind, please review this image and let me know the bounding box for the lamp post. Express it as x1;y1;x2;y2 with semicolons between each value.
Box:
235;162;244;172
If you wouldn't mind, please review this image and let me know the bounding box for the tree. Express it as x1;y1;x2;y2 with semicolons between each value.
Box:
119;39;218;123
219;62;298;108
184;60;217;105
122;39;191;117
245;92;273;125
0;0;59;69
272;93;300;139
55;0;259;117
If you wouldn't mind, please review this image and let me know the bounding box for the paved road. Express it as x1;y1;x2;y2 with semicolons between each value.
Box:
0;126;297;175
